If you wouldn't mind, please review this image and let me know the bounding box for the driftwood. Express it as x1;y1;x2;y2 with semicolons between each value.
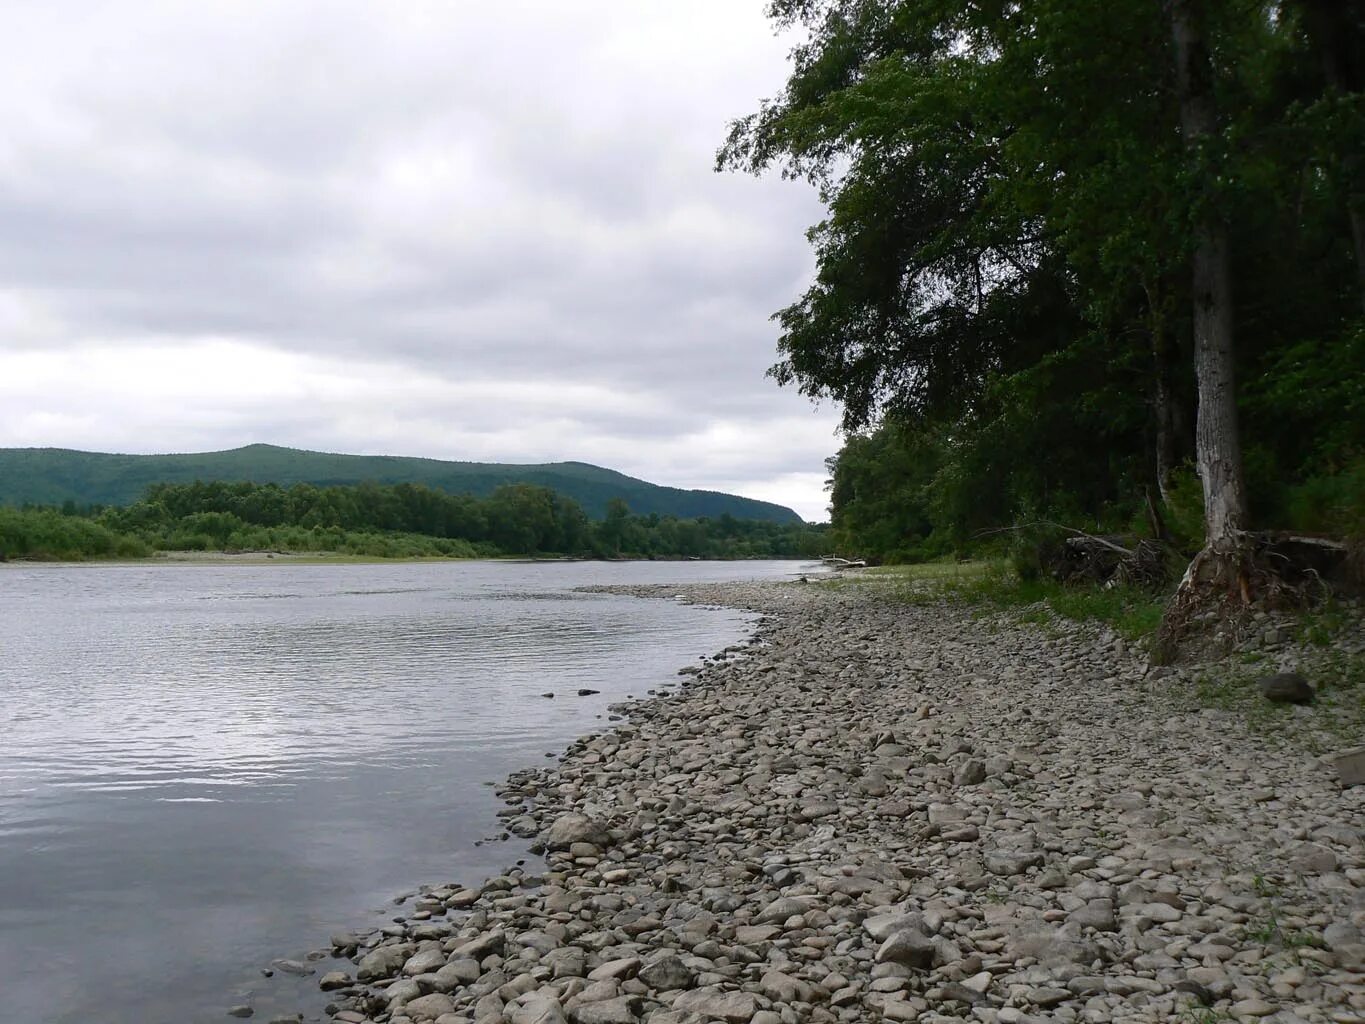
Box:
983;521;1176;590
1042;535;1172;589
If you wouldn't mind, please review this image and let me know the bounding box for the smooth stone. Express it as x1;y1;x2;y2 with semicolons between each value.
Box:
544;814;612;850
671;986;758;1023
357;944;412;982
405;948;449;976
571;995;640;1024
638;956;693;991
986;850;1044;876
587;957;640;982
403;993;457;1022
1331;746;1365;787
511;996;569;1024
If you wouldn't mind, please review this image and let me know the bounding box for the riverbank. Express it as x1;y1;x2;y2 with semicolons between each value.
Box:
296;577;1364;1024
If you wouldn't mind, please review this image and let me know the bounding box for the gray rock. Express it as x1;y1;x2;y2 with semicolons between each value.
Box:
954;759;987;786
571;995;640;1024
876;927;937;969
433;957;483;991
1289;842;1338;874
385;978;423;1008
587;957;640;982
356;943;412;982
1006;923;1099;965
318;970;352;991
760;970;811;1003
1068;899;1117;932
671;986;758;1022
1324;922;1363;949
404;947;448;976
544;813;612;849
638;955;693;991
985;850;1044;876
545;947;588;980
1331;746;1365;787
270;959;313;977
755;896;812;924
512;997;569;1024
452;930;505;960
402;993;456;1022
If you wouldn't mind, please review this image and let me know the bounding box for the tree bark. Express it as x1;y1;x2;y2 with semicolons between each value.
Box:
1168;0;1248;544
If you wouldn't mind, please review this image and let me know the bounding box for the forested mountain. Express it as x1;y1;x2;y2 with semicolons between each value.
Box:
0;444;802;523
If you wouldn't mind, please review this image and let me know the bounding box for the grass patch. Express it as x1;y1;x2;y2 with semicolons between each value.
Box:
846;559;1167;643
1184;648;1365;749
1301;599;1355;646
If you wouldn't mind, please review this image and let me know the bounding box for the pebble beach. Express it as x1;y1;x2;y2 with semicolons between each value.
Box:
277;577;1365;1024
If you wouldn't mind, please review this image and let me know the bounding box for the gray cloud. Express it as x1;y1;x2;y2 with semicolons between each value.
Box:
0;1;838;519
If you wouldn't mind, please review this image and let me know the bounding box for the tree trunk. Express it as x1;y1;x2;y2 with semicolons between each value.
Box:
1168;0;1248;544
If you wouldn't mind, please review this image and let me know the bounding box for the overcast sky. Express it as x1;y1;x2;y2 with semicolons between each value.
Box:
0;1;842;521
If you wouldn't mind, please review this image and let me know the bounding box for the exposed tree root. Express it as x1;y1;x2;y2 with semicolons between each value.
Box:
1153;531;1355;664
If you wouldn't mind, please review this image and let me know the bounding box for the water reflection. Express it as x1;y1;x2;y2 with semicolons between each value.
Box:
0;559;803;1024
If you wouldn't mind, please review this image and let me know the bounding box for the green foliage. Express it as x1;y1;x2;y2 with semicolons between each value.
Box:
824;422;948;562
727;0;1365;564
1162;468;1208;551
0;507;151;560
0;480;827;562
0;444;803;524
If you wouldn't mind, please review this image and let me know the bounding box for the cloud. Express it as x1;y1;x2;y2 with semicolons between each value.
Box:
0;1;840;520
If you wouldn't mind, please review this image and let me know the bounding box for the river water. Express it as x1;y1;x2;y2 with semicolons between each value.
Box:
0;559;807;1024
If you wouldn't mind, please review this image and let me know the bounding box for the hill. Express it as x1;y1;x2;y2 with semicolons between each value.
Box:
0;444;803;523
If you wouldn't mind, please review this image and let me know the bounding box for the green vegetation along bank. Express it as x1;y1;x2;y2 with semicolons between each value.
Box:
0;480;827;562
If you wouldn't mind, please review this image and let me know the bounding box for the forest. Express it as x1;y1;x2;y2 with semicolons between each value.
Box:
722;0;1363;583
0;480;826;561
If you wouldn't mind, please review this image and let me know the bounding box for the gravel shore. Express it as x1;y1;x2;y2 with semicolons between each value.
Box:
288;578;1364;1024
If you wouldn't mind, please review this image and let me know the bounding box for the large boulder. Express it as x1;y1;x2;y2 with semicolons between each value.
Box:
543;813;613;850
356;943;413;982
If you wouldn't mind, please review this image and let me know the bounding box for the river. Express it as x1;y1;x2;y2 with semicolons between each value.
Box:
0;559;809;1023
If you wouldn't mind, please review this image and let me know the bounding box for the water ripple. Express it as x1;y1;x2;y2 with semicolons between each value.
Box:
0;558;804;1024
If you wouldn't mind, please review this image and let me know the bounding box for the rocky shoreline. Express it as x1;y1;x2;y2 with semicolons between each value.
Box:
276;578;1363;1024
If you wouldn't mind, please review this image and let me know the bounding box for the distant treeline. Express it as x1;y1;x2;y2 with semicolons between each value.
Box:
0;480;826;561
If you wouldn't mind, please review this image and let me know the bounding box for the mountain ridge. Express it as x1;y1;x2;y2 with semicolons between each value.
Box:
0;444;804;523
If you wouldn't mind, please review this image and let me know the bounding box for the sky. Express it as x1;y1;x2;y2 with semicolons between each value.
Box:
0;1;843;521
